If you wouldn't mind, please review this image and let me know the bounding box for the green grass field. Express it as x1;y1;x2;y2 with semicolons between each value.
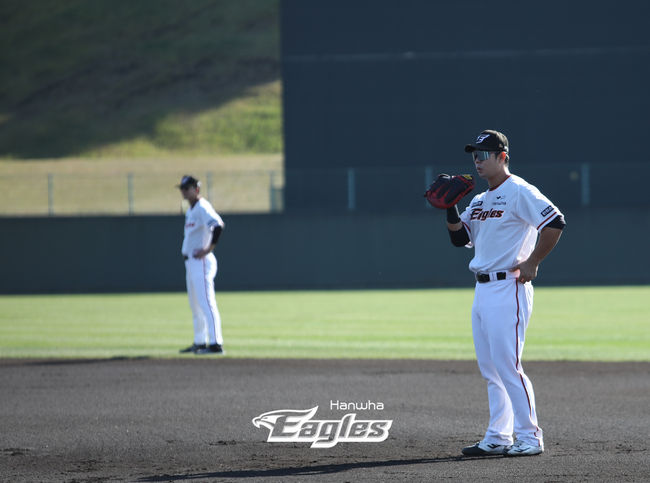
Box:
0;286;647;360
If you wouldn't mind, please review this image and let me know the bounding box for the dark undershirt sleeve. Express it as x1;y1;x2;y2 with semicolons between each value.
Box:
545;214;566;230
211;225;223;245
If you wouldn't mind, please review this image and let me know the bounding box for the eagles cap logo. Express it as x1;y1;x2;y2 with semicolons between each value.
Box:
465;130;509;153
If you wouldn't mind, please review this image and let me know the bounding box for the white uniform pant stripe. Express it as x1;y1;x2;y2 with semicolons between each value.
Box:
471;279;543;447
185;254;223;346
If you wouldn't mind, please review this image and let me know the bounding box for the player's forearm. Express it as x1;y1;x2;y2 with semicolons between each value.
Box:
527;227;563;265
446;206;462;231
446;205;468;246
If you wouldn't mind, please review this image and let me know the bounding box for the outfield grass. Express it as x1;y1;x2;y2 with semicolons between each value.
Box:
0;287;647;360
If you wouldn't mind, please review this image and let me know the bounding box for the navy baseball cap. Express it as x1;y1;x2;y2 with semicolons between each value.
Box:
177;175;200;189
464;130;509;153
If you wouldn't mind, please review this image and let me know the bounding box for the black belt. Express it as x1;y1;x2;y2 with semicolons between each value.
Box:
183;255;189;260
476;272;507;283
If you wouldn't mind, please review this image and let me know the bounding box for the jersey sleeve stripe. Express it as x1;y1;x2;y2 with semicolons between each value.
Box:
536;211;557;231
462;221;471;234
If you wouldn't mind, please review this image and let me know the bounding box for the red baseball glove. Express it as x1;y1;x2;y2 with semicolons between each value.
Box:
424;174;475;209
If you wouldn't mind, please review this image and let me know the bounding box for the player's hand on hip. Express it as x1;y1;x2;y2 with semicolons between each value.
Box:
192;248;209;259
510;259;538;283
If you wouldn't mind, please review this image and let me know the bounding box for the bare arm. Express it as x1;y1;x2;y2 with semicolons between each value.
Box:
511;226;563;283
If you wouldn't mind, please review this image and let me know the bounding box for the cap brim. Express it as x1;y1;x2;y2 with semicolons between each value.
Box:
464;144;478;153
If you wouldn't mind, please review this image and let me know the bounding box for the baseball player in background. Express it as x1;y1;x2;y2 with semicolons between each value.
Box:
177;175;226;355
425;130;565;457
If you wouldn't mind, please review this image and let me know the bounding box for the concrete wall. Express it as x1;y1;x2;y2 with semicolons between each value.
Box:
1;208;647;294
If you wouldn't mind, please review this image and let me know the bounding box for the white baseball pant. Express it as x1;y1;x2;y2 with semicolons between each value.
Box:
185;253;223;346
471;276;543;447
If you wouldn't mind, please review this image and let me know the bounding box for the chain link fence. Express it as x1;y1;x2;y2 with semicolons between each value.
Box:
0;170;284;215
283;162;650;213
0;162;647;216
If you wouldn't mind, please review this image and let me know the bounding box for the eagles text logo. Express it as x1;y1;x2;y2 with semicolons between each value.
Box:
470;208;504;221
252;406;392;448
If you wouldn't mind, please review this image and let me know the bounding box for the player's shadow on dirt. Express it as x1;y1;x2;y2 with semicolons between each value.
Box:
21;356;151;366
138;456;487;481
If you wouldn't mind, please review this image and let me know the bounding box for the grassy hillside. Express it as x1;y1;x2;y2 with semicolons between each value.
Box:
0;0;281;158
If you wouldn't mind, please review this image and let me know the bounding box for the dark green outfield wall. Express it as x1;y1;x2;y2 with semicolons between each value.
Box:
281;0;650;212
0;209;648;294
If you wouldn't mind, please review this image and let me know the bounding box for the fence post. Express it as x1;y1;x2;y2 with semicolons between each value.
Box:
206;172;213;202
347;168;356;211
580;162;590;207
424;166;433;208
269;170;277;212
127;173;134;215
47;173;54;216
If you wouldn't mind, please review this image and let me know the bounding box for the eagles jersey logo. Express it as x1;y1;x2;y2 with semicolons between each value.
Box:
470;208;504;221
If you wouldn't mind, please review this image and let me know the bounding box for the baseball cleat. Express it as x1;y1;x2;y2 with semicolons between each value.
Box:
504;440;544;456
179;343;206;353
195;343;225;355
461;441;511;456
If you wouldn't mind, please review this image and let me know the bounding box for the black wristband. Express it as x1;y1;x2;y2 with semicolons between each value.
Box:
446;206;461;224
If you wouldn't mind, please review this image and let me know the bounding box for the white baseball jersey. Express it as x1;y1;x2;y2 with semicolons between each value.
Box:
181;198;224;256
460;174;562;274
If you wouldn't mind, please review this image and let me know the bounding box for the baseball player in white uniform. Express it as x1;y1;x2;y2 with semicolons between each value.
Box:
177;175;226;355
443;130;565;457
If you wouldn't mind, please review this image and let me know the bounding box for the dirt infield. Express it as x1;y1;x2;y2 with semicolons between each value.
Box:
1;358;648;482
